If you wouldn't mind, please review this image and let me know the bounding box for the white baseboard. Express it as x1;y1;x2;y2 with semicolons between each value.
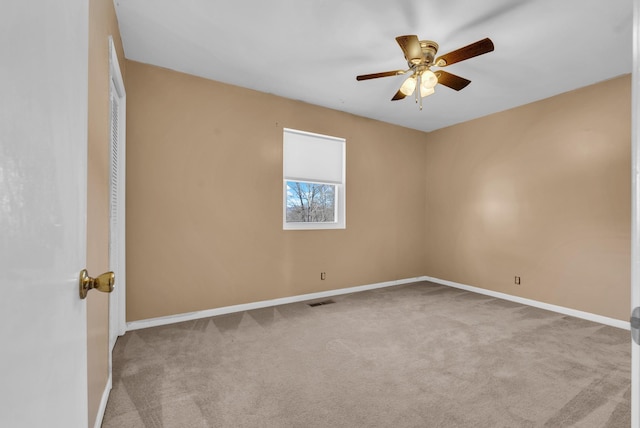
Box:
94;372;112;428
423;276;631;330
126;275;630;332
126;276;425;331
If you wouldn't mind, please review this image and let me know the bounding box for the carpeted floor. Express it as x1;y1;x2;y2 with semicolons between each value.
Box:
102;281;631;427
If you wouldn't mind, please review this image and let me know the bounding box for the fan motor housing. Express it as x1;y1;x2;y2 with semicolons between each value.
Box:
419;40;439;65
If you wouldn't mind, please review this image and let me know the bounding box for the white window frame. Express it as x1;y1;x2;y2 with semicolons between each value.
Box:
283;128;346;230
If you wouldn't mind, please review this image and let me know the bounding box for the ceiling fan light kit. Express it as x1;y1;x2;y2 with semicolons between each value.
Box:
357;35;494;110
421;69;438;90
420;86;435;98
399;75;417;96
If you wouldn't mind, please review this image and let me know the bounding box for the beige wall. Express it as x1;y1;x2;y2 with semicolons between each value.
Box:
87;0;125;424
125;62;630;323
425;75;631;320
125;61;427;321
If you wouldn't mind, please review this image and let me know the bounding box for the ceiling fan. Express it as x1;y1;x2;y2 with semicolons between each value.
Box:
356;35;494;109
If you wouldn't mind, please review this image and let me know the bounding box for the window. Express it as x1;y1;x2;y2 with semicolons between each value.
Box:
286;181;336;223
283;128;345;230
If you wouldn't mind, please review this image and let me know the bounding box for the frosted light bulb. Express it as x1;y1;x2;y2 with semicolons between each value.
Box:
421;69;438;89
420;87;435;98
399;75;417;96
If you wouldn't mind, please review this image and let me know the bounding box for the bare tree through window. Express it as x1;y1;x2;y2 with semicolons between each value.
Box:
286;181;336;223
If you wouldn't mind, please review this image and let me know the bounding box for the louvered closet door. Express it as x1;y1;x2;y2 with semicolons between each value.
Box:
109;79;121;350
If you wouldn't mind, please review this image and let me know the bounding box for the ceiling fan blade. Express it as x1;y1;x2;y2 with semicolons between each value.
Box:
435;38;494;67
434;71;471;91
356;70;405;81
391;90;407;101
396;35;422;64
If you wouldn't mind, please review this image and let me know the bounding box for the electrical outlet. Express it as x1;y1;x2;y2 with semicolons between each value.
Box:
321;272;326;280
515;276;521;285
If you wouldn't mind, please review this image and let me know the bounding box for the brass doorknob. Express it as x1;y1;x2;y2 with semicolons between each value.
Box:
79;269;115;299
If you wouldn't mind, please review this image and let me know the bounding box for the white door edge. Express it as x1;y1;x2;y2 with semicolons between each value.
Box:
631;1;640;427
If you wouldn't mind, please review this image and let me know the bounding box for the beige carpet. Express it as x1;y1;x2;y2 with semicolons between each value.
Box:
102;281;631;427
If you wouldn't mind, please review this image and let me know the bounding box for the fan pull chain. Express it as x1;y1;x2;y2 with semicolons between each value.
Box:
417;74;423;110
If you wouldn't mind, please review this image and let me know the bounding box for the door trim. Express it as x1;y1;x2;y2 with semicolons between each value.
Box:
96;35;127;428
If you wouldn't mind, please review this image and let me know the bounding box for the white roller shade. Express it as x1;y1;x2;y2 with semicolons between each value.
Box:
283;128;345;184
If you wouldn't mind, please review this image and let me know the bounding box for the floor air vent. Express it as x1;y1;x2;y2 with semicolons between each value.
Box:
307;299;335;307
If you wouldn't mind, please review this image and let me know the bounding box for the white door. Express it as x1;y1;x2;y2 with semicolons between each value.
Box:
633;2;640;427
108;37;127;351
0;1;90;427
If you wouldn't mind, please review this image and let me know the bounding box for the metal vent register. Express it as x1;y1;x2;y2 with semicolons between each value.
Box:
307;299;335;307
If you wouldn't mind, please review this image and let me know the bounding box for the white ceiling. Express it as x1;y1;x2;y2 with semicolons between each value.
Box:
114;0;632;132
